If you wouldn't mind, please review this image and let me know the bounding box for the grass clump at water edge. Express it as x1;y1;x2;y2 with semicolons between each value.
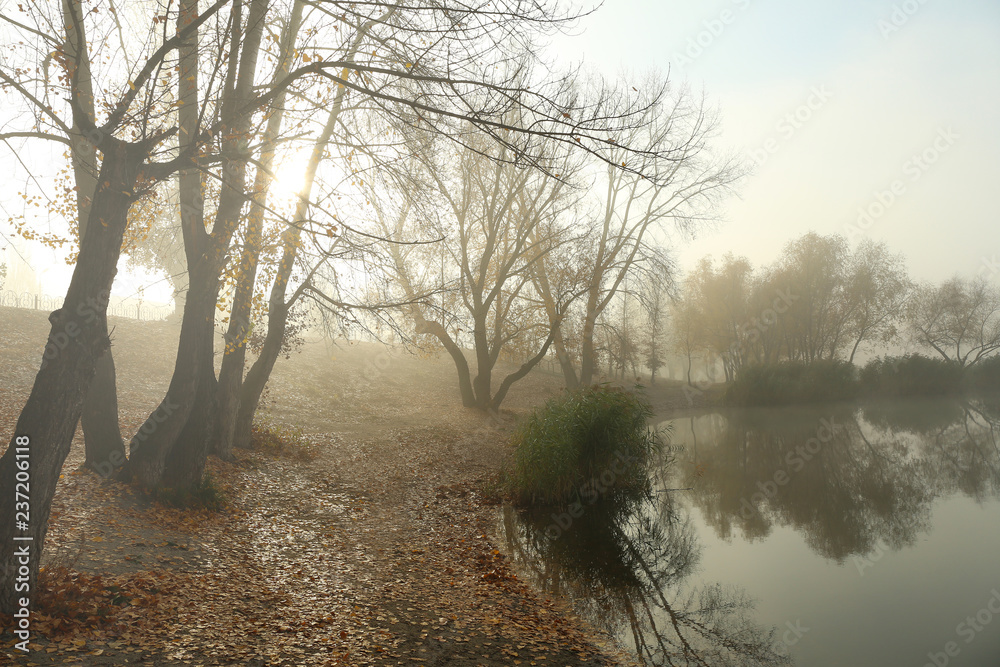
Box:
498;385;664;507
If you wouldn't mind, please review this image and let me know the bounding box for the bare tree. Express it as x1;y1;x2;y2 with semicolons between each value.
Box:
570;84;740;388
378;130;574;410
907;276;1000;367
844;239;912;363
0;0;232;613
639;271;672;385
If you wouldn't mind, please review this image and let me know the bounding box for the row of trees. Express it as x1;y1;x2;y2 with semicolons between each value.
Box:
367;88;735;408
0;0;736;612
669;232;1000;383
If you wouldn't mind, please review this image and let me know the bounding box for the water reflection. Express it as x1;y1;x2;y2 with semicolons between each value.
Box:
499;397;1000;665
500;491;793;666
667;398;1000;561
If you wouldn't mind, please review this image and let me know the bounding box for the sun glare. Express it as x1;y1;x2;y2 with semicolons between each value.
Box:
271;150;313;201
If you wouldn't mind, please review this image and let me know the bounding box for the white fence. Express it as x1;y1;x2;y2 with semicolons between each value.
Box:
0;290;173;322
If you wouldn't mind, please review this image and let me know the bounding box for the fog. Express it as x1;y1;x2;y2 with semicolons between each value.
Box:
1;1;998;665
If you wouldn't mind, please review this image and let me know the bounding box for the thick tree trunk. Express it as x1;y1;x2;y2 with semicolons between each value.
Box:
124;260;215;488
61;0;127;477
552;328;580;389
472;322;493;410
0;142;140;614
163;355;217;488
126;0;269;489
81;352;126;476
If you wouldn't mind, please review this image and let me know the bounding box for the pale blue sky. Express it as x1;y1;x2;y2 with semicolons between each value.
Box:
549;0;1000;282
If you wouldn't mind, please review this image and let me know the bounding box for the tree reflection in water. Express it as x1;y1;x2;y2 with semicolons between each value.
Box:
500;491;792;666
672;397;1000;561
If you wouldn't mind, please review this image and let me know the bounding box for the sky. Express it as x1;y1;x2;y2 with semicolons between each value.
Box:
2;0;998;302
547;0;1000;284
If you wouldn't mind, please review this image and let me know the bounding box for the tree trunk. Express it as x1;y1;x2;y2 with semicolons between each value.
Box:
0;141;140;614
212;0;301;461
127;0;269;490
233;303;288;449
81;351;126;476
472;321;493;410
552;329;580;389
163;355;217;488
579;295;599;386
124;261;215;488
62;0;127;477
490;326;560;410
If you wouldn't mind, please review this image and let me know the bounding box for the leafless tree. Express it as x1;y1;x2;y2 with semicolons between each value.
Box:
907;276;1000;367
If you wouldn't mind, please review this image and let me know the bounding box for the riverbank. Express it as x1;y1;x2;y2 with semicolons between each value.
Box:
1;308;654;665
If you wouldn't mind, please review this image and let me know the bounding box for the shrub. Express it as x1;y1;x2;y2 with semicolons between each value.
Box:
725;360;858;406
500;386;662;506
859;354;963;397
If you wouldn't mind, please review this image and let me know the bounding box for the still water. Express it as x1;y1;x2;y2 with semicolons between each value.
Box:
498;398;1000;666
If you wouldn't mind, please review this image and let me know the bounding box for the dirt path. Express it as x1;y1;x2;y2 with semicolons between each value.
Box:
1;308;649;666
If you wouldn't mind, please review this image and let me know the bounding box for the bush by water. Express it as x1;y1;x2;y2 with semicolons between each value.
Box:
499;386;662;506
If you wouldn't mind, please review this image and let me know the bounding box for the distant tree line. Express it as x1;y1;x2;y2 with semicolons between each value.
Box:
668;232;1000;389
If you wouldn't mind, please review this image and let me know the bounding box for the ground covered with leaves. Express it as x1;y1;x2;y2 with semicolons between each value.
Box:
0;308;710;665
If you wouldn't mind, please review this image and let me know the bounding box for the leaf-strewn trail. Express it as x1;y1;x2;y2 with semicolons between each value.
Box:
1;308;639;666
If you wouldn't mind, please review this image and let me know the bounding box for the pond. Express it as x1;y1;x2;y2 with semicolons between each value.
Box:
497;397;1000;666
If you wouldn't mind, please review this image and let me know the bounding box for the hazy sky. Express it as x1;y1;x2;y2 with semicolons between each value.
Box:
549;0;1000;284
2;1;998;302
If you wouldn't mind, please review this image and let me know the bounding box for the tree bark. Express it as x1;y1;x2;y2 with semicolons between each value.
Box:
0;140;141;613
128;0;269;490
124;260;212;487
62;0;127;475
81;352;126;475
213;0;303;460
233;301;288;449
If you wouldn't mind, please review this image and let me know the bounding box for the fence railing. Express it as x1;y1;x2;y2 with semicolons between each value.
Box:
0;290;173;322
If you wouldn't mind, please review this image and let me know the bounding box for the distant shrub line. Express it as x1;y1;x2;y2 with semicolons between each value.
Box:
725;354;1000;406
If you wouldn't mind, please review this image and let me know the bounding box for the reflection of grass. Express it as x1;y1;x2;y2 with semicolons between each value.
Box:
251;416;320;461
499;386;661;506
